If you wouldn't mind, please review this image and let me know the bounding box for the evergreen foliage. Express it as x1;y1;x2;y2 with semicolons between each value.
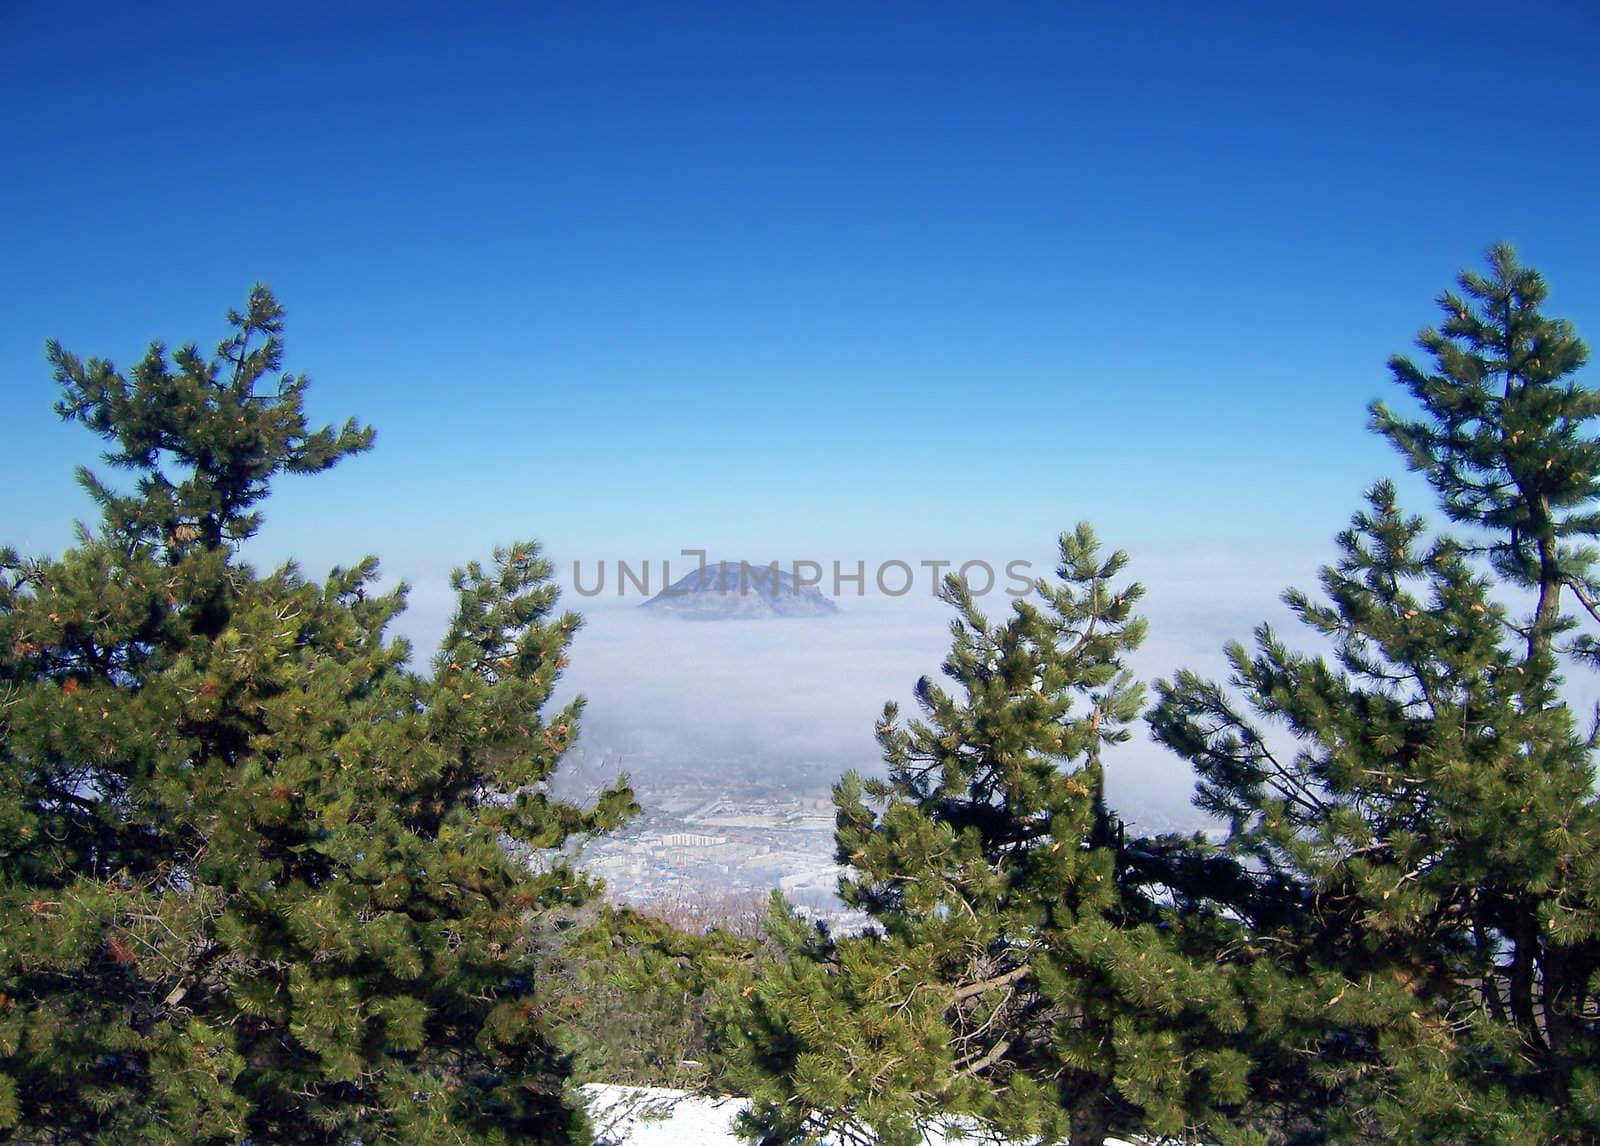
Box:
1152;246;1600;1143
1371;243;1597;661
539;899;763;1093
0;289;635;1143
723;530;1248;1145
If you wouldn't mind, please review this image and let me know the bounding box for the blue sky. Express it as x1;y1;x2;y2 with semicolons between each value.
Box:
4;1;1599;649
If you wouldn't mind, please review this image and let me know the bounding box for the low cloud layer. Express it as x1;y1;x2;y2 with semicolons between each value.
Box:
396;540;1336;831
382;534;1600;833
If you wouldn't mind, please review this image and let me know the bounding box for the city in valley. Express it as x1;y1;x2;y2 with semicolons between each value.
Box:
565;754;870;930
558;745;1204;932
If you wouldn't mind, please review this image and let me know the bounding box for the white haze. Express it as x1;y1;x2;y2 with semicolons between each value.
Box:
391;539;1339;832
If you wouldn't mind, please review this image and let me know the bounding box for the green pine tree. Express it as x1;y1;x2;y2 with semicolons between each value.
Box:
1151;246;1600;1143
723;529;1250;1145
1371;242;1597;663
0;288;636;1143
540;900;764;1093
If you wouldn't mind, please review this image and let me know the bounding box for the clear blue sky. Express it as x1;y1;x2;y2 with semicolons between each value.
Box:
4;1;1599;605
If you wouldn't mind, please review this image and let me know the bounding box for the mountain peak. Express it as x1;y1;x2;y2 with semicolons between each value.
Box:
640;560;840;620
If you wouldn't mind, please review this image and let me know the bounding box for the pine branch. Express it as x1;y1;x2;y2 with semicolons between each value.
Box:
948;965;1030;1003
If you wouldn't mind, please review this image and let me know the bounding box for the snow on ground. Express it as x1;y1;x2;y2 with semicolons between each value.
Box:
582;1085;1141;1145
585;1086;743;1146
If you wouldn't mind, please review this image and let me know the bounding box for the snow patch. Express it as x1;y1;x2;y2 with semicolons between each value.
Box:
585;1085;743;1146
583;1084;1143;1145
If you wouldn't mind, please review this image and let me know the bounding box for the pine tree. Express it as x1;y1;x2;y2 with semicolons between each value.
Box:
1371;242;1596;663
723;529;1250;1145
0;288;636;1143
540;900;764;1093
1151;246;1600;1143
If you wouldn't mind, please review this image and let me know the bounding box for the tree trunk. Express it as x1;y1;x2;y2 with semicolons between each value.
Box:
1507;906;1543;1046
1069;1096;1109;1146
1531;529;1562;663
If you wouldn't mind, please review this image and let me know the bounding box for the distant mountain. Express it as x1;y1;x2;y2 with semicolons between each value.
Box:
641;560;840;620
